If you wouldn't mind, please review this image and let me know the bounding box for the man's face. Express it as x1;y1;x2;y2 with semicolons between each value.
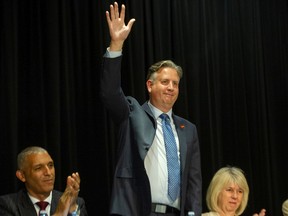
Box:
146;67;180;113
17;152;55;199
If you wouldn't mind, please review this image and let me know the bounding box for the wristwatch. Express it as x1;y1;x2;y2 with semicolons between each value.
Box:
68;204;79;216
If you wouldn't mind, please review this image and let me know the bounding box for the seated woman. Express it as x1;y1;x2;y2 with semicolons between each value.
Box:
202;166;265;216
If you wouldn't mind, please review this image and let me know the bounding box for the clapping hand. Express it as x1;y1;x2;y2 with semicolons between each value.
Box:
53;172;81;216
253;209;266;216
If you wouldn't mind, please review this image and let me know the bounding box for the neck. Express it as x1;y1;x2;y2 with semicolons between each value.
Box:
218;210;236;216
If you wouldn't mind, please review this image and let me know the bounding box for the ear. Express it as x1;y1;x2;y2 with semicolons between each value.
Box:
146;80;153;93
16;170;26;183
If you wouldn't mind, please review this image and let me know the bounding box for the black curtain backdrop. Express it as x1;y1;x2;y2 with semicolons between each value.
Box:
1;0;287;215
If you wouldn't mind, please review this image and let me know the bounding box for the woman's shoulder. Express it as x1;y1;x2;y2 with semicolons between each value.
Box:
202;212;219;216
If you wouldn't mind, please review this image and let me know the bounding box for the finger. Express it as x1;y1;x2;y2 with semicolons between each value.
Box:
67;175;80;193
72;172;80;180
106;11;112;24
127;18;136;30
114;2;119;19
68;178;78;187
120;4;125;20
109;4;115;20
71;172;80;185
110;2;119;20
67;177;78;191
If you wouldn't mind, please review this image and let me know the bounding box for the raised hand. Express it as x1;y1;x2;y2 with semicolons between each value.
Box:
53;172;81;216
105;2;136;51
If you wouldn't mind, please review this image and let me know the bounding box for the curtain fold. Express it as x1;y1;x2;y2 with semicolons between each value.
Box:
1;0;287;215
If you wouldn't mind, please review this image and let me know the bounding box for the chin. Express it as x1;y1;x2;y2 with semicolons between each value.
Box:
44;184;54;192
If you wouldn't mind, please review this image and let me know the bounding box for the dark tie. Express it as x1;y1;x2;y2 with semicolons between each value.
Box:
36;201;49;216
160;113;180;202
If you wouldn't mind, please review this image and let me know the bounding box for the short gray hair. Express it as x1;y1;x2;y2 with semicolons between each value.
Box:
146;60;183;81
17;146;47;170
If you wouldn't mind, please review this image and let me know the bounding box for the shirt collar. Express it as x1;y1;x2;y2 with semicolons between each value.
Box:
147;101;173;120
28;191;52;205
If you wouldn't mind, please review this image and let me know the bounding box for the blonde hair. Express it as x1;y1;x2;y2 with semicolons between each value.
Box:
206;166;249;215
283;199;288;216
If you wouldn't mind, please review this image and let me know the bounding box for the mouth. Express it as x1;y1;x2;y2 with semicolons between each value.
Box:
229;201;238;206
164;93;174;97
43;179;54;184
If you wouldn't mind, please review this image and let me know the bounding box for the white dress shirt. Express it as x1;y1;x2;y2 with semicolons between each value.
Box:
144;102;180;209
29;192;52;216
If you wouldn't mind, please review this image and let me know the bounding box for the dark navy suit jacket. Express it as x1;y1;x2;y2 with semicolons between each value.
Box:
100;56;202;216
0;189;88;216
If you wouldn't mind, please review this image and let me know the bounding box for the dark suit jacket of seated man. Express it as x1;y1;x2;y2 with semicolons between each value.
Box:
0;146;88;216
0;189;87;216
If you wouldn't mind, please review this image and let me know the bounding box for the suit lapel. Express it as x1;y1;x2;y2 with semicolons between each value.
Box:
50;190;61;214
17;189;38;216
18;189;61;216
173;115;187;173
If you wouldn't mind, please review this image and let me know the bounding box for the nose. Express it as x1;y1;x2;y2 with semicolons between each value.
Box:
44;166;52;175
232;191;238;198
167;81;174;90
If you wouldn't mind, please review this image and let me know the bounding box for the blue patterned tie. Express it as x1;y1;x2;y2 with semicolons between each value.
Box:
160;113;180;202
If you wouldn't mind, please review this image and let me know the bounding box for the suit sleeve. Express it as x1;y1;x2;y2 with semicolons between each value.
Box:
100;56;130;124
187;125;202;216
77;197;88;216
0;195;19;216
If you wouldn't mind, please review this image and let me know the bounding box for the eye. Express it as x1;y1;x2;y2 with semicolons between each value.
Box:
226;188;233;192
34;166;42;171
48;162;54;168
162;80;169;85
173;81;179;87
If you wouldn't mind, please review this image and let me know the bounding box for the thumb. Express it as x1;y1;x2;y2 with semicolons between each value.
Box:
127;19;136;30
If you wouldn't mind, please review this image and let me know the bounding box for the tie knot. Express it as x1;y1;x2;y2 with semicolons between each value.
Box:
160;113;169;121
36;201;49;210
